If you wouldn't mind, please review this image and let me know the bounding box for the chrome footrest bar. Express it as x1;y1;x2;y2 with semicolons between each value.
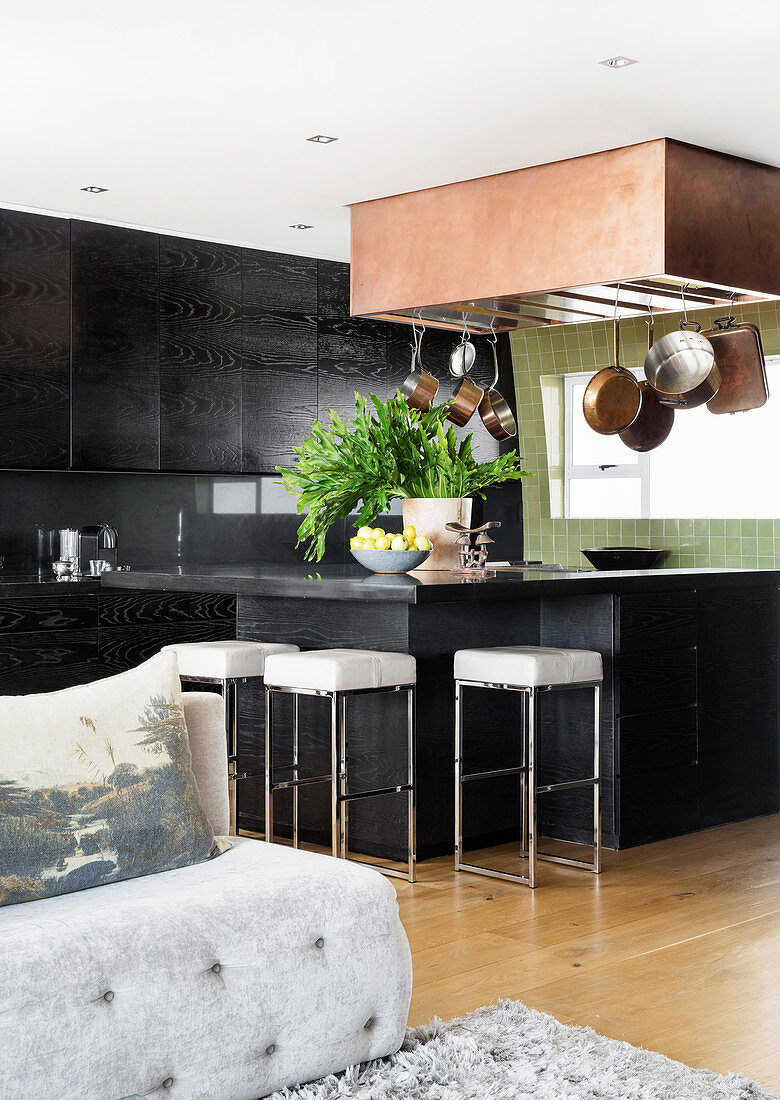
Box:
269;773;332;792
461;764;527;783
340;783;412;803
537;852;599;872
536;778;598;794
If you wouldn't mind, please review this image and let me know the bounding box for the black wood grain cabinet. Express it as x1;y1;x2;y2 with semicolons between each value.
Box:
0;209;71;468
71;222;161;470
0;589;236;696
160;237;242;472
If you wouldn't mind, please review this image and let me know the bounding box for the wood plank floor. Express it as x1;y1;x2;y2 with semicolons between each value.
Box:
391;815;780;1094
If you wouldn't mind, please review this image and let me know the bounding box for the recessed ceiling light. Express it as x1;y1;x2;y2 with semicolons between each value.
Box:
290;224;313;230
81;185;109;193
599;56;638;68
307;134;338;144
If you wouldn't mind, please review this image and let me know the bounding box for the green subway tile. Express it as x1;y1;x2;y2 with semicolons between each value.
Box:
757;538;774;556
757;519;773;537
741;519;757;536
709;519;724;536
725;519;741;537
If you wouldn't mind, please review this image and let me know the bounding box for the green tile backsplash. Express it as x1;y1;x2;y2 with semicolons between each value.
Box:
509;298;780;569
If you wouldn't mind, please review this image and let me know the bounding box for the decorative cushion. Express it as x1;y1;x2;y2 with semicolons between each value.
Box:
0;652;216;908
161;639;299;679
454;646;603;687
264;649;417;692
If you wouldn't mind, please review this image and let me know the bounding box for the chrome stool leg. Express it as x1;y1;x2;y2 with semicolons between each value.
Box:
337;684;416;882
527;687;537;889
264;686;274;846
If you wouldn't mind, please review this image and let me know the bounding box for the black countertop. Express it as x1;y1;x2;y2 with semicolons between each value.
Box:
99;563;780;604
0;574;103;597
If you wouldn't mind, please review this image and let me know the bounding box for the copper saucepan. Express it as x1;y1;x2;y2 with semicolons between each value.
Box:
446;327;483;426
478;332;517;440
582;318;641;435
400;317;439;411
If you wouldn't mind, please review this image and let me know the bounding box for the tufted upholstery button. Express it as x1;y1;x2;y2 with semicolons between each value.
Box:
364;1017;375;1030
315;937;324;949
266;1044;275;1056
102;991;114;1002
163;1078;174;1089
211;963;221;974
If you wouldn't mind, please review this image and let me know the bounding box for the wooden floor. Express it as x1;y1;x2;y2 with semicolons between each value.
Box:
391;815;780;1093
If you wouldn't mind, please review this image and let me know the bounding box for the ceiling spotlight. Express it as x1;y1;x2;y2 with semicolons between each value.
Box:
290;224;313;230
599;56;638;68
81;185;109;193
307;135;338;144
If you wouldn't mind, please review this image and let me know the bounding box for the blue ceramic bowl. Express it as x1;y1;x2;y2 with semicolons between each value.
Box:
350;545;433;574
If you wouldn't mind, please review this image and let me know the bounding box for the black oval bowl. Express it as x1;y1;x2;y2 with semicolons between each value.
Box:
581;547;665;571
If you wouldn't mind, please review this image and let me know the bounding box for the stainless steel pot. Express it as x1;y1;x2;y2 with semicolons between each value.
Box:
644;320;720;401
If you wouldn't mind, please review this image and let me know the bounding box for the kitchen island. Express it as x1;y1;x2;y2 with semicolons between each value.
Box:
101;564;780;859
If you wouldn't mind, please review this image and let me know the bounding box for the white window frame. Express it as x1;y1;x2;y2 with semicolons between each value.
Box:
563;368;650;518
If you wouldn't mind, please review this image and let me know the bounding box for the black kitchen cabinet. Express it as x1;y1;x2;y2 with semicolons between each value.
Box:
0;588;236;696
160;238;243;472
242;250;318;472
71;222;160;470
0;209;71;468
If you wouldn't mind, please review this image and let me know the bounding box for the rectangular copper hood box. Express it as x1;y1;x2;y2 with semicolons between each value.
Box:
349;139;780;332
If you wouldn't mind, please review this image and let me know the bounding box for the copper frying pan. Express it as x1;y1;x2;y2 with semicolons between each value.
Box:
619;318;674;452
583;318;641;435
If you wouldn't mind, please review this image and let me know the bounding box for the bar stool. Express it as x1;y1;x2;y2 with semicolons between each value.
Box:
263;648;417;882
454;645;602;888
161;639;299;834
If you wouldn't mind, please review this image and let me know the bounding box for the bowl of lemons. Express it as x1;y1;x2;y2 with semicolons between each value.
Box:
349;525;433;574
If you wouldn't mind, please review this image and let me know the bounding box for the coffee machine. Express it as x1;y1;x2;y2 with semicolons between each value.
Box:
79;524;118;574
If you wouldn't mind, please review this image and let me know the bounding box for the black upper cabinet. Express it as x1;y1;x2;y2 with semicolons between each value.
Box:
0;210;70;468
242;250;318;472
160;237;242;471
71;222;160;470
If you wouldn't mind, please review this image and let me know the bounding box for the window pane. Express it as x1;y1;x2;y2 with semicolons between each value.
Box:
569;477;642;518
569;378;639;467
646;362;780;517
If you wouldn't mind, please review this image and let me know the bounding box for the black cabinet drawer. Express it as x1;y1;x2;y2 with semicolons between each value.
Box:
98;591;235;627
617;707;698;777
616;647;697;715
616;591;697;653
0;629;99;693
98;622;234;676
0;596;98;634
617;764;699;846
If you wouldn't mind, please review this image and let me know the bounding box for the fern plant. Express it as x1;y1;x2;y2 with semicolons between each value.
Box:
277;392;528;561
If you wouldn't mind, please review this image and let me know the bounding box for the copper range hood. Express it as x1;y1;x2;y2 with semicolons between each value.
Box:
349;139;780;332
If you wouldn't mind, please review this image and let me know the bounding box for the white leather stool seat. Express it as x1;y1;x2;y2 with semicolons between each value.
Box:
454;646;602;687
265;648;416;692
162;639;299;680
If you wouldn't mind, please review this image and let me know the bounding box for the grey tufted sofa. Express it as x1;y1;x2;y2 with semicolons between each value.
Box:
0;692;413;1100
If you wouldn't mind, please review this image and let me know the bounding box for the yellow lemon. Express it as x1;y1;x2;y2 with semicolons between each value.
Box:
357;526;373;540
403;525;417;541
371;528;385;539
414;535;431;551
391;535;409;551
375;536;391;550
350;537;364;550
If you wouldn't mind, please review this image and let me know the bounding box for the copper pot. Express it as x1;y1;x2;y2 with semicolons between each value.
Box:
583;318;641;435
400;319;439;411
478;333;517;440
447;376;484;426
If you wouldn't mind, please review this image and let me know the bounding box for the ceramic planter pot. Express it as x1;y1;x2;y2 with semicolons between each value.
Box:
401;497;472;570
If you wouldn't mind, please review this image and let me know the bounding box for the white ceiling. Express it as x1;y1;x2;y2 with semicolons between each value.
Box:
2;0;780;261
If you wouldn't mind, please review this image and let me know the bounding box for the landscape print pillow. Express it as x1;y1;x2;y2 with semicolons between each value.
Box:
0;651;216;907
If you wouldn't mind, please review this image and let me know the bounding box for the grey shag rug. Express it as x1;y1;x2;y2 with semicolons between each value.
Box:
270;999;777;1100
